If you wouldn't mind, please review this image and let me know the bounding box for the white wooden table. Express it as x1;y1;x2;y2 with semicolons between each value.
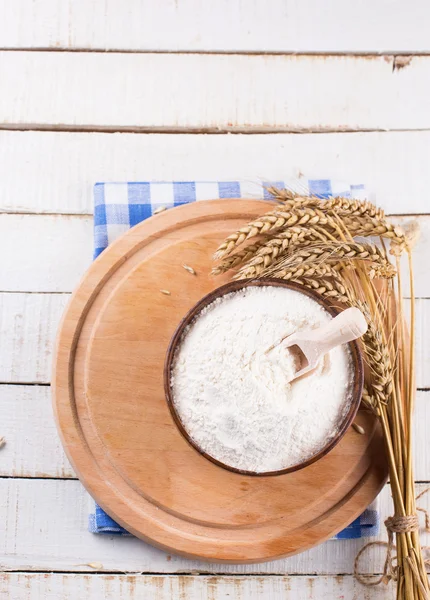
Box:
1;2;430;598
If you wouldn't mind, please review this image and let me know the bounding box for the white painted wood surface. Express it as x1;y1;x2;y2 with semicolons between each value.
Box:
1;0;430;53
1;130;430;215
0;573;394;600
410;300;430;390
1;52;429;131
0;385;72;479
2;480;430;575
395;216;430;299
0;294;69;383
3;2;430;597
0;215;92;292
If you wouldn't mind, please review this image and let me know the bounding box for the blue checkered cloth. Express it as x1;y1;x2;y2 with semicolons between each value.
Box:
89;179;379;540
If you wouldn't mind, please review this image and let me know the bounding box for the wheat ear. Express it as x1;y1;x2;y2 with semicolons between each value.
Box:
237;262;350;304
225;227;331;275
238;241;396;280
267;187;385;218
211;240;268;275
213;207;333;259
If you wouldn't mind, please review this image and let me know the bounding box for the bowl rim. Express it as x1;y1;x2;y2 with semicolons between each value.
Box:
164;278;364;477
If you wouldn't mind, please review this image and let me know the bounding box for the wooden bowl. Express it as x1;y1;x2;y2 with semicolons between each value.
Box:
164;278;364;476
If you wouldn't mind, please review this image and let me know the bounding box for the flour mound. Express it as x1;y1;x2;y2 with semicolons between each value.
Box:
171;286;353;473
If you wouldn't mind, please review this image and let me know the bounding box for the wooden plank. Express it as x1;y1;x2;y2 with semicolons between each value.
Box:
0;52;429;131
0;572;396;599
0;295;426;389
414;391;430;481
1;387;428;480
1;214;428;295
1;0;430;53
1;130;430;215
3;478;429;574
0;215;92;292
0;293;69;384
405;298;430;390
0;385;72;479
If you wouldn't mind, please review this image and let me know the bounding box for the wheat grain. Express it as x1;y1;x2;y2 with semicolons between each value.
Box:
86;563;104;570
352;423;366;434
183;264;197;275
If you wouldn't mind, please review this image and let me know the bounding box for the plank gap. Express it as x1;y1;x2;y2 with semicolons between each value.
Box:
0;381;51;386
0;569;388;576
0;211;428;219
0;290;72;295
0;475;78;481
4;124;430;135
0;48;427;58
0;210;91;218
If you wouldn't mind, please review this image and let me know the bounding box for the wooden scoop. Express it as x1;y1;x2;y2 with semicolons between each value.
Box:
265;307;368;382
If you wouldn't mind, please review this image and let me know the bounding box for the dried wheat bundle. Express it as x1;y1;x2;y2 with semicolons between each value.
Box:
212;190;428;599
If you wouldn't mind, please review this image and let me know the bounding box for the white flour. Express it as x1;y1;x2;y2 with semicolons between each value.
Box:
171;286;353;473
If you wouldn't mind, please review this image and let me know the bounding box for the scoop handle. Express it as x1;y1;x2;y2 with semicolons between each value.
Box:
311;307;368;354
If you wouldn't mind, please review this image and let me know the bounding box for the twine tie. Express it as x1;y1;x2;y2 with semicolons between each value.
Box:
354;515;420;587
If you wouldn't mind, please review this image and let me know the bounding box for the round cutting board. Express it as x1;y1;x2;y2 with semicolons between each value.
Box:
53;199;387;563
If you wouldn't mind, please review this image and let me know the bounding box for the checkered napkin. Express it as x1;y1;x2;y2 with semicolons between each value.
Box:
89;179;379;540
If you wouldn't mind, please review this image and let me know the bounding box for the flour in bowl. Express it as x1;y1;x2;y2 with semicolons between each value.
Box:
170;286;353;473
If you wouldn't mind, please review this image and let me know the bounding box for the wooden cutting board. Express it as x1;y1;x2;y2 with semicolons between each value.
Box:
53;199;387;563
